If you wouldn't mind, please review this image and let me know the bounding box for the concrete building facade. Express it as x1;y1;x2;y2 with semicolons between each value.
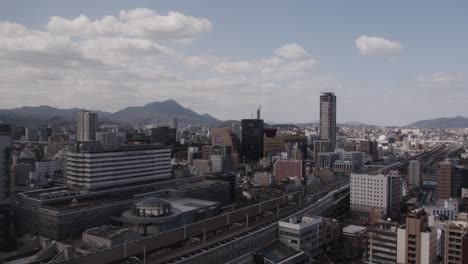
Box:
396;209;438;264
66;145;172;190
408;160;422;189
319;92;337;150
438;161;453;200
442;221;468;264
76;110;97;142
274;160;303;183
350;173;401;223
279;215;322;258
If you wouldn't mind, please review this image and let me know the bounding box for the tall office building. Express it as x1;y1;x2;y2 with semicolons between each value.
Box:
211;128;240;169
408;160;422;189
319;92;337;150
76;110;98;142
437;161;453;200
396;209;438;264
0;124;13;251
0;124;11;201
241;119;264;163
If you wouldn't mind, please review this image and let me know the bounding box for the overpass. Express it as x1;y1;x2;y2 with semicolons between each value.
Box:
59;182;349;264
376;145;446;174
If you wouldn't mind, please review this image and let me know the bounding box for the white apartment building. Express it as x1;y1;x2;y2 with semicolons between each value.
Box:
67;145;171;190
30;160;61;182
350;173;401;222
210;155;224;173
279;215;323;258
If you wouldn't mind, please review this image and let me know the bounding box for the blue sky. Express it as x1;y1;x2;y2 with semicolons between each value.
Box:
0;0;467;125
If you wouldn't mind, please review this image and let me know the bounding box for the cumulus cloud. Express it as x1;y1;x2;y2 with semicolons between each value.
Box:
274;43;310;60
415;72;466;85
212;43;317;78
355;35;403;56
0;10;333;122
47;8;212;42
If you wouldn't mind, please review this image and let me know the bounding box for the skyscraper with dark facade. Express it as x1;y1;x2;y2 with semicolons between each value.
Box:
0;124;13;251
150;126;177;146
241;119;264;163
319;92;337;150
0;124;11;201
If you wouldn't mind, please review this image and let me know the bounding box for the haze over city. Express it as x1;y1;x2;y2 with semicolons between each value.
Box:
1;1;468;125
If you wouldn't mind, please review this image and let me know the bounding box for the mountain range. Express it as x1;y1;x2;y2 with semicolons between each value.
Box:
0;100;219;126
405;116;468;128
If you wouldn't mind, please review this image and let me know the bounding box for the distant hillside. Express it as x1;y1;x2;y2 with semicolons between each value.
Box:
113;100;219;125
405;116;468;128
0;100;220;126
0;106;113;125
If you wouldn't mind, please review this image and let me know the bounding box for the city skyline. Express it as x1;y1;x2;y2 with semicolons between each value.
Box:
1;1;468;126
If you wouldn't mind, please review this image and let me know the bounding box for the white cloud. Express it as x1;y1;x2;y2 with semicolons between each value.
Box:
274;43;310;60
355;35;403;56
47;8;212;42
212;44;317;78
415;72;466;85
0;9;334;123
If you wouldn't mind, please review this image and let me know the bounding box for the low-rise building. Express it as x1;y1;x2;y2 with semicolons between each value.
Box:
274;160;303;183
279;215;322;258
366;221;399;264
82;225;141;249
423;198;459;221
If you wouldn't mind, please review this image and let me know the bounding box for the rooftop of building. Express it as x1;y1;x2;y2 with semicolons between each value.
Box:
444;221;468;229
84;225;140;240
256;240;305;263
68;143;170;154
423;198;458;207
17;177;227;211
370;220;400;232
342;225;367;237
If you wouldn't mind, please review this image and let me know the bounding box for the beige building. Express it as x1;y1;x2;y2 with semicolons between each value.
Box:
396;208;438;264
192;159;211;176
437;161;453;200
442;221;468;264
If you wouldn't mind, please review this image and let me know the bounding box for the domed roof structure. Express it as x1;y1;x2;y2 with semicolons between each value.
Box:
136;197;171;209
134;197;172;217
378;135;388;143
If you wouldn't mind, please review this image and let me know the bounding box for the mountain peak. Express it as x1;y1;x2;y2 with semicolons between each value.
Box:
144;99;181;108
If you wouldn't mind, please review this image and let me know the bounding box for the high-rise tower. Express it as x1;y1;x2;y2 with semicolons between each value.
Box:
0;124;11;201
319;92;337;150
241;119;264;163
76;110;98;142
